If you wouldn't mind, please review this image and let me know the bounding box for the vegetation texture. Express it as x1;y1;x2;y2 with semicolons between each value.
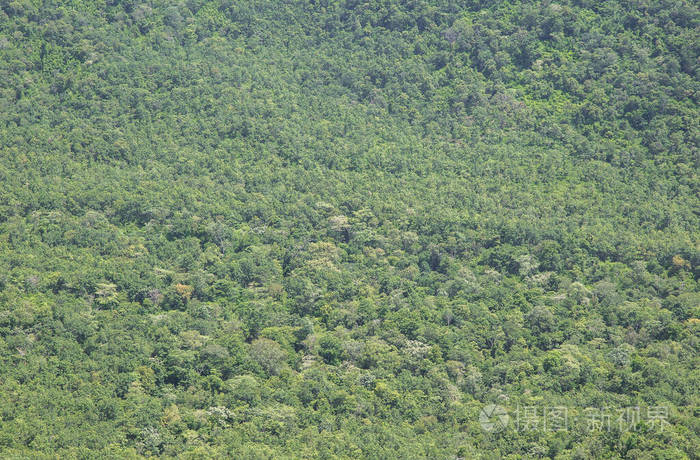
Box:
0;0;698;458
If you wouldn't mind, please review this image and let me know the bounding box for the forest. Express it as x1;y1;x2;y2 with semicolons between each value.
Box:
0;0;698;458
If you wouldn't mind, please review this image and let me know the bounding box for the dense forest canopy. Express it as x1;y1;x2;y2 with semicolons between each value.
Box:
0;0;698;458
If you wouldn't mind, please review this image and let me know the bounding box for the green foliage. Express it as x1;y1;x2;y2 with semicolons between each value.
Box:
0;0;698;457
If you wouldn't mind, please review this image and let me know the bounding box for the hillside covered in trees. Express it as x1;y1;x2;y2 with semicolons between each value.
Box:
0;0;698;458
